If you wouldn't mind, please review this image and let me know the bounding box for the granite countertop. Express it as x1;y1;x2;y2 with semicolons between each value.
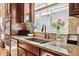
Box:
10;36;79;56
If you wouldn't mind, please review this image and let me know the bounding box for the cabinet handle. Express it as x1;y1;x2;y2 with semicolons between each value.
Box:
47;55;50;56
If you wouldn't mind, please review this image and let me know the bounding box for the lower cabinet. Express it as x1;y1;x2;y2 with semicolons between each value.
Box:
11;39;18;56
18;42;58;56
41;50;55;56
19;42;39;56
11;39;61;56
27;52;35;56
18;48;26;56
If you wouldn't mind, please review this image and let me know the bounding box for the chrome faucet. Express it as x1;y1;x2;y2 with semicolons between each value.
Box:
41;25;47;39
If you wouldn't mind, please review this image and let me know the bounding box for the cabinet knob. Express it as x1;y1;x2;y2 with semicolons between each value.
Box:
47;55;50;56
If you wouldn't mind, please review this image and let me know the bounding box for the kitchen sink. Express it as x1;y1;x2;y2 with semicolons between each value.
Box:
26;38;50;44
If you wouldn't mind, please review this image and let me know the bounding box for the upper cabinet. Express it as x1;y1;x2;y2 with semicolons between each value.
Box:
24;3;34;22
10;3;34;23
69;3;79;16
10;3;24;23
16;3;24;23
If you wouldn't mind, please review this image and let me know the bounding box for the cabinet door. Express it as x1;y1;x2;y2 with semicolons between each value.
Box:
11;39;17;56
11;3;24;23
18;48;26;56
24;3;29;22
69;3;79;15
41;50;55;56
11;3;34;23
41;50;63;56
24;3;34;22
27;52;35;56
16;3;24;23
19;42;39;56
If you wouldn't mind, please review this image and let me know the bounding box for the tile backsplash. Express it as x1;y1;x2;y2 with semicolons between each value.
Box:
69;16;79;34
34;32;67;42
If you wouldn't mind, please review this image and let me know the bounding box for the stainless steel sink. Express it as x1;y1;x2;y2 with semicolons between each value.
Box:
26;38;50;44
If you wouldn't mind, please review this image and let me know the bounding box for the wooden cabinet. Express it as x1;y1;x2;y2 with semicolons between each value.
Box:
41;50;62;56
41;50;54;56
24;3;35;22
10;3;24;23
24;3;29;22
18;48;26;56
11;38;18;56
16;3;24;23
18;42;61;56
26;52;35;56
19;42;39;56
10;3;34;23
69;3;79;15
11;38;65;56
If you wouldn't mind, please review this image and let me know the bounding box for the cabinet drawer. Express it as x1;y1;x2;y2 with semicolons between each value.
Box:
19;43;39;55
41;50;55;56
27;52;34;56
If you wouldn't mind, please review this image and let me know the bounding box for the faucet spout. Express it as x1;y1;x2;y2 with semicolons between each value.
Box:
41;25;47;39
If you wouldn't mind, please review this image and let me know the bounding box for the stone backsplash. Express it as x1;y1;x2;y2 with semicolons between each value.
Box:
69;16;79;34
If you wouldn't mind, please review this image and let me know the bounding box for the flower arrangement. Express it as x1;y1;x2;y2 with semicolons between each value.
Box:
52;19;65;30
52;19;65;42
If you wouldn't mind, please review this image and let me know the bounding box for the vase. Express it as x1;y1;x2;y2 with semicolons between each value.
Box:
56;30;62;45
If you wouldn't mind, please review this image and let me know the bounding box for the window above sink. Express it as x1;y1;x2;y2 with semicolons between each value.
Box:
34;3;69;34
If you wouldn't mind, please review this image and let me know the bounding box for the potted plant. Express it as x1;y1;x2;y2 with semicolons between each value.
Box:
52;19;65;43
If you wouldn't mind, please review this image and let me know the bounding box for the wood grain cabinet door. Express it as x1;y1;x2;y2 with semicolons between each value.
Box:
10;3;24;23
41;50;55;56
19;42;39;56
69;3;79;15
24;3;35;22
16;3;24;23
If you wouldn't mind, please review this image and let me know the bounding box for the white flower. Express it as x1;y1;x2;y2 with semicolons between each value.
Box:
52;19;65;30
